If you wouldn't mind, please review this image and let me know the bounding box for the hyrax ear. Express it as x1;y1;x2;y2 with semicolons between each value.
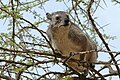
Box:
46;13;52;20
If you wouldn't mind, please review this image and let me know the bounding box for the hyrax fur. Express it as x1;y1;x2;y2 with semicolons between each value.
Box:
46;11;97;75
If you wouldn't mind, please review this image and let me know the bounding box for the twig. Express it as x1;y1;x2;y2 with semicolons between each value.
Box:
98;72;119;78
87;0;120;78
113;0;120;4
19;18;56;55
0;47;120;65
0;75;15;80
0;7;55;55
37;71;73;80
89;67;106;80
11;0;15;44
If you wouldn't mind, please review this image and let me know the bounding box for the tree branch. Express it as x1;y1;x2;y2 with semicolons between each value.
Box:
0;74;15;80
87;0;120;78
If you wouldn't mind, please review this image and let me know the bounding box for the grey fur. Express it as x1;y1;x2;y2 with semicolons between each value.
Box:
46;11;97;74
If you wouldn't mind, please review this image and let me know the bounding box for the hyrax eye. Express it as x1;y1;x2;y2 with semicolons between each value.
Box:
56;16;60;20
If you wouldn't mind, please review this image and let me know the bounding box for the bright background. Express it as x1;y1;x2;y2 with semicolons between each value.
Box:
0;0;120;80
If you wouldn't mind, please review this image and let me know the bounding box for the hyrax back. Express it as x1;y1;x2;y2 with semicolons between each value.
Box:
46;11;97;74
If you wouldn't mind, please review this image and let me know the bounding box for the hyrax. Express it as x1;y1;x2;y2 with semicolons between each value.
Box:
46;11;97;74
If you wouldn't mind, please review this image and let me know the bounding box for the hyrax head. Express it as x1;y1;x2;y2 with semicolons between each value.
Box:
46;11;70;27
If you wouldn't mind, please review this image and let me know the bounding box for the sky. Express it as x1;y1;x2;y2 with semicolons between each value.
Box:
0;0;120;80
95;0;120;51
42;0;120;80
93;3;120;80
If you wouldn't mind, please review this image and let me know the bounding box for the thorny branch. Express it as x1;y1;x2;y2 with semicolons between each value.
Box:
0;0;120;80
0;75;15;80
0;6;55;54
87;0;120;78
37;72;73;80
113;0;120;4
0;48;120;79
11;0;15;43
89;67;105;80
0;47;119;63
19;18;56;55
0;46;120;79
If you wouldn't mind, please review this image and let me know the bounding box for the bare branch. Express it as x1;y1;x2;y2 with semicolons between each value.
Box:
87;0;120;78
0;74;15;80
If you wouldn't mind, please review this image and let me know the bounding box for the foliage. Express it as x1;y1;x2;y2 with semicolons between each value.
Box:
0;0;119;80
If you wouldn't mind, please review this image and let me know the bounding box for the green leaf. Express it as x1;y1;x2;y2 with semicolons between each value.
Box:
14;68;22;72
29;52;34;56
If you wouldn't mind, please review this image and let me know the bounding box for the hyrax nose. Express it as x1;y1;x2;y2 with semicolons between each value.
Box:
64;18;69;24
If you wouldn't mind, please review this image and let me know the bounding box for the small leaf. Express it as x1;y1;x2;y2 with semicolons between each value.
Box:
29;52;34;56
14;68;22;72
